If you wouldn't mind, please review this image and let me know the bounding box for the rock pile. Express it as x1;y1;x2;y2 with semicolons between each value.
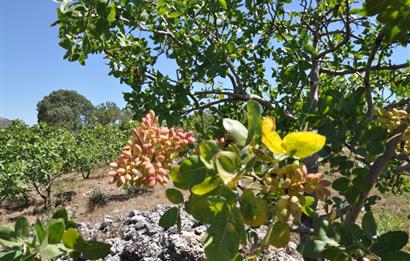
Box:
74;206;302;261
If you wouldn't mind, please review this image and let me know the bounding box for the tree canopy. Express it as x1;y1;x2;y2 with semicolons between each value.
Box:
54;0;409;124
37;89;94;129
53;0;410;260
92;101;121;125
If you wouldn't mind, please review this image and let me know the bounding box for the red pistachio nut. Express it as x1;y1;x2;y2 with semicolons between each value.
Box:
108;110;195;188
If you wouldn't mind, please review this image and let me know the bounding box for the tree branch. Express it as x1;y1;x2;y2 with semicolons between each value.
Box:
320;63;409;76
317;0;350;58
344;120;409;227
364;29;385;113
182;98;233;115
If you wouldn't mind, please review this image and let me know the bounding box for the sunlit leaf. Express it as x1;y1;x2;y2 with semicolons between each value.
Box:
215;151;241;188
223;119;248;147
191;176;221;196
282;132;326;158
261;117;286;155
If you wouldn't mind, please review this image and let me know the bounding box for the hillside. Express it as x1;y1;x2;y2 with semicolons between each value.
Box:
0;117;12;128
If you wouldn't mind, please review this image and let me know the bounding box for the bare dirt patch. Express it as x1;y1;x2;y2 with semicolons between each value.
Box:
0;167;171;226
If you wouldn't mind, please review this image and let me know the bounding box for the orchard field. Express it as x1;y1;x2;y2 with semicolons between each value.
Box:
1;0;410;260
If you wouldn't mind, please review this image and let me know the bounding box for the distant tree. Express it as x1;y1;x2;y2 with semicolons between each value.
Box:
37;90;94;129
119;107;134;123
92;102;121;125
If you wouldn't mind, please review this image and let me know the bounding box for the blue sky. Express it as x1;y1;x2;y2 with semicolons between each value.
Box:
1;1;409;125
1;0;131;125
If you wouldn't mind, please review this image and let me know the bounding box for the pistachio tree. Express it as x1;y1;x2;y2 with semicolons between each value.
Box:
54;0;410;260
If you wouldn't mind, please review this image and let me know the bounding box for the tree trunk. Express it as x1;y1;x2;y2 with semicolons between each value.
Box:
301;154;324;261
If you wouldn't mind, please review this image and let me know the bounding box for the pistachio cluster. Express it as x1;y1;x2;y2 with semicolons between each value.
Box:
264;162;331;222
375;107;410;152
108;110;195;187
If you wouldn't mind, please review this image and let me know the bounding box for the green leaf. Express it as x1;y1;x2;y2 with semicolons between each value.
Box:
52;208;69;225
304;196;315;207
230;207;247;244
371;231;409;256
47;219;65;244
297;240;327;257
352;176;372;193
66;220;77;229
0;238;23;248
231;253;244;261
14;217;29;239
345;188;360;204
282;132;326;158
39;244;63;260
215;151;241;187
381;250;410;261
362;212;377;238
0;250;21;261
189;196;227;224
159;207;179;229
107;2;116;24
204;212;240;261
269;222;290;248
165;188;184;204
169;11;181;18
363;0;390;16
35;219;46;243
240;189;268;227
0;226;14;240
170;156;207;189
322;247;350;261
303;44;318;56
246;100;262;145
191;176;221;196
62;228;81;249
300;196;315;216
332;177;350;192
218;0;227;9
198;141;220;169
222;119;248;147
77;239;111;260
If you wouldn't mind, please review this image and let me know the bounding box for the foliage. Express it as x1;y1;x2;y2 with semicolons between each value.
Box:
109;103;410;260
56;0;410;260
0;208;111;260
297;213;410;260
37;89;94;130
0;121;131;207
73;124;127;179
53;0;409;123
164;103;334;260
88;189;107;209
92;101;121;125
0;121;32;203
0;122;76;207
357;0;410;43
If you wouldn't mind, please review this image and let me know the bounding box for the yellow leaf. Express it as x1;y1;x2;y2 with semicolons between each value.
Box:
282;132;326;158
261;117;287;155
262;116;276;132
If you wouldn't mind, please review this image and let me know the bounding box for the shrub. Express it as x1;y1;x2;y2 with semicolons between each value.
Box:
0;208;111;260
88;189;107;209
